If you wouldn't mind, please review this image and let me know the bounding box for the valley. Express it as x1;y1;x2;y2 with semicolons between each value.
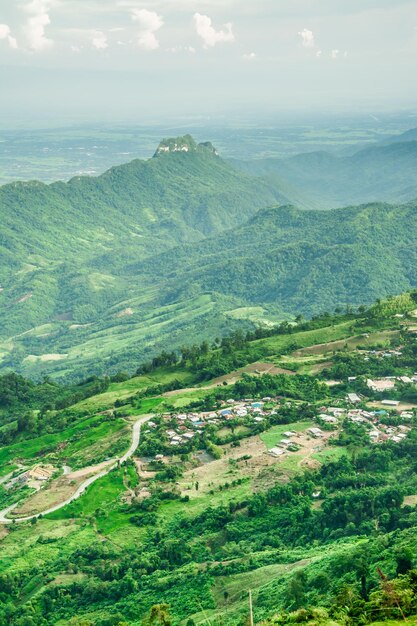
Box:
0;133;416;382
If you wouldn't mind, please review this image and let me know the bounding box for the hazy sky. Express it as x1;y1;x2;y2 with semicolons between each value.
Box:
1;0;416;124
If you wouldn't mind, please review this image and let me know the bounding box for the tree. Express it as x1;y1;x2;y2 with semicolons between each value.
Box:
147;604;172;626
287;570;307;609
395;546;414;576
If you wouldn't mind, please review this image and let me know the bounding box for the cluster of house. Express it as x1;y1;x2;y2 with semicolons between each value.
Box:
314;404;414;444
146;398;279;446
366;376;417;391
366;349;403;359
268;427;327;458
268;430;301;457
4;464;54;490
344;375;416;409
346;407;413;444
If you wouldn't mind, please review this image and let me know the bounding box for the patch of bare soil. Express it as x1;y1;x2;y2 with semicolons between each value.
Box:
293;339;353;357
67;460;113;480
403;495;417;507
162;386;201;397
310;360;333;374
116;308;134;317
12;461;113;516
134;458;157;480
179;435;278;496
0;526;9;541
242;362;295;375
13;476;85;516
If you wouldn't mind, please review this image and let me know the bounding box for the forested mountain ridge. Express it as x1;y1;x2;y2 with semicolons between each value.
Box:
0;135;284;280
1;135;416;382
233;136;417;209
132;201;417;316
0;137;286;379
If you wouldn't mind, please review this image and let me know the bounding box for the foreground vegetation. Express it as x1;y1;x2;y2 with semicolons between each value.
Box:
0;293;416;625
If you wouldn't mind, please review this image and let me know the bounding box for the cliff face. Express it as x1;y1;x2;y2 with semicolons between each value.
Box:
154;134;219;157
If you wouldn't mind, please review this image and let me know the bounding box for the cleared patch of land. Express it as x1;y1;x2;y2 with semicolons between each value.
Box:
24;353;68;362
403;495;417;507
291;330;398;357
11;462;114;517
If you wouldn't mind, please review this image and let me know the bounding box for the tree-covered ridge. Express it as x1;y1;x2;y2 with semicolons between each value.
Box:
233;136;417;209
0;137;286;379
133;201;417;317
0;133;416;382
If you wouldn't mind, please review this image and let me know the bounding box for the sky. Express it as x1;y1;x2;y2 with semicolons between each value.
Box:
1;0;417;124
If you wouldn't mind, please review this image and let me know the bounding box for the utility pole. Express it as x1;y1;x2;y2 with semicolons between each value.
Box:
249;589;254;626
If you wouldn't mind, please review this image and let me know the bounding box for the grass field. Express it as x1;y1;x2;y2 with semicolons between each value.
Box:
255;321;356;356
312;446;347;463
0;415;128;469
255;320;399;365
47;467;126;527
71;366;195;413
259;422;315;449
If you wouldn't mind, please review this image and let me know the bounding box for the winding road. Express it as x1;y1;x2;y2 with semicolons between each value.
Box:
0;414;151;524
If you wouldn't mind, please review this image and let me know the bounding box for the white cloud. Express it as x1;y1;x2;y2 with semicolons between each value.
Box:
131;8;163;51
193;13;235;48
316;50;322;58
0;24;18;49
298;28;315;48
330;49;348;60
168;45;195;53
23;0;53;51
91;30;108;50
242;52;256;60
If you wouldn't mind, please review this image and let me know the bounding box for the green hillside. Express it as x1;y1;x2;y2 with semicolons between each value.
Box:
133;201;417;318
1;136;416;382
0;137;286;380
0;293;417;625
2;193;416;381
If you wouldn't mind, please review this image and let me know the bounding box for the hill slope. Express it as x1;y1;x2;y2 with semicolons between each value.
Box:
1;198;416;380
133;201;417;317
0;293;417;626
1;135;416;381
0;136;288;379
233;140;417;209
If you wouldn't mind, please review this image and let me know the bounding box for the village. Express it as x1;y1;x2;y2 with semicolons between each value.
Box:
142;375;416;463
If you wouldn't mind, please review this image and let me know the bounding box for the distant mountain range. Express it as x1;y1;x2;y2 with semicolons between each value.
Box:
233;127;417;209
380;126;417;144
0;134;416;380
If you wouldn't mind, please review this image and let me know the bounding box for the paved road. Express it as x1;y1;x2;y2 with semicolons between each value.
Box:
0;415;152;524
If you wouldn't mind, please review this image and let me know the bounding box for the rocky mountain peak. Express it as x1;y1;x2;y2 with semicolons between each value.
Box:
153;134;219;157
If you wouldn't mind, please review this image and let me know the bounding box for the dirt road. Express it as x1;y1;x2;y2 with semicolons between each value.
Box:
0;415;151;524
